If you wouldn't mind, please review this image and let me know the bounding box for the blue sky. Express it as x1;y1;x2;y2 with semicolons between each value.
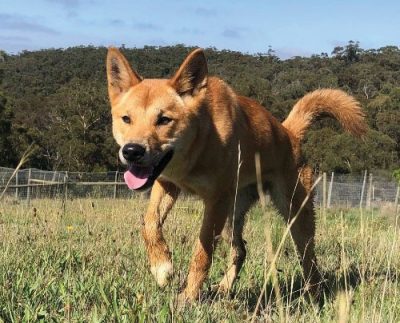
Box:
0;0;399;58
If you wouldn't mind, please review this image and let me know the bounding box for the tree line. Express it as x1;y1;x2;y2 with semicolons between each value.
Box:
0;41;399;175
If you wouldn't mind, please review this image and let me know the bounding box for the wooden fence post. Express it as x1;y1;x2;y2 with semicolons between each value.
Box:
62;171;68;215
113;171;118;199
327;172;334;209
395;185;399;215
26;168;32;205
15;171;19;200
360;170;368;209
58;172;62;197
64;172;69;199
366;173;373;210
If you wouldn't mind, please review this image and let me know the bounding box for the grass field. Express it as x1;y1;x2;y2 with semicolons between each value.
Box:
0;196;399;322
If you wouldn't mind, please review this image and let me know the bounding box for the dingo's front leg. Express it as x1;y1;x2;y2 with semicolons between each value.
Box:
142;180;180;287
178;193;233;303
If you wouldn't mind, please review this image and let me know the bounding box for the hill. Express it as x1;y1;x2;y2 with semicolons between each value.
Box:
0;42;399;173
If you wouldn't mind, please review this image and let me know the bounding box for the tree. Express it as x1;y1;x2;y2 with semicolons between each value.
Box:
332;40;363;63
0;92;15;166
42;79;115;171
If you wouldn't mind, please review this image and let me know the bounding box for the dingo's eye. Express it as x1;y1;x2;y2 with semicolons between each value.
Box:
122;116;131;124
157;115;172;126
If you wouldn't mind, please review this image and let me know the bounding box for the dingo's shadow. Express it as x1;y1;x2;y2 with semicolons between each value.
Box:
204;264;367;314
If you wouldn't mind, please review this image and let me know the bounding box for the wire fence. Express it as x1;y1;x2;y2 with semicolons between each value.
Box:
0;167;399;210
0;167;131;200
314;171;399;210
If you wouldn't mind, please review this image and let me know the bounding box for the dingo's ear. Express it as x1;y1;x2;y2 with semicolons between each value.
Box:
106;47;142;104
171;48;208;96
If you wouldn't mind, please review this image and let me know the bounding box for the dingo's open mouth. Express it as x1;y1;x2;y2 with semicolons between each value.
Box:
124;150;174;191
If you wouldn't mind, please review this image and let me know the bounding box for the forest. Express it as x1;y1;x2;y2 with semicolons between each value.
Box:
0;41;399;175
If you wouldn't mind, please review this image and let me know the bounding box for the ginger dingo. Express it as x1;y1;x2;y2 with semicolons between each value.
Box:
106;47;366;303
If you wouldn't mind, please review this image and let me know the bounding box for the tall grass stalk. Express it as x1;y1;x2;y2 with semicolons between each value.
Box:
0;144;35;201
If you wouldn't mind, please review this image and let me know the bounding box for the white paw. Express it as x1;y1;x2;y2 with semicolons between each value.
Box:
151;262;173;287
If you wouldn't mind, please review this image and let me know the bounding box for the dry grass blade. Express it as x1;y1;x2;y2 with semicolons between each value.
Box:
231;142;243;245
0;144;36;201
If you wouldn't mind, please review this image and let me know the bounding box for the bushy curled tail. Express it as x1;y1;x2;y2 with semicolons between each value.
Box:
282;89;367;142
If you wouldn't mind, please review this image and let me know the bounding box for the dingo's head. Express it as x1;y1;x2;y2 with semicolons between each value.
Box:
106;47;208;191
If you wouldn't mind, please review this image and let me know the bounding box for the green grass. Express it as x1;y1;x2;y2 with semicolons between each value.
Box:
0;196;399;322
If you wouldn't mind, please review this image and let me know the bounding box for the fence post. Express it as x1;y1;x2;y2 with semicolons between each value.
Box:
15;170;19;200
366;173;373;210
62;171;69;214
51;171;56;199
360;170;368;209
395;185;399;215
372;185;375;201
64;172;69;199
58;172;62;197
322;172;327;219
26;168;32;205
327;172;334;209
113;171;118;199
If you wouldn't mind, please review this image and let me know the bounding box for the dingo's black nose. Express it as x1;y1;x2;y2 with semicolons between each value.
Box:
122;144;146;162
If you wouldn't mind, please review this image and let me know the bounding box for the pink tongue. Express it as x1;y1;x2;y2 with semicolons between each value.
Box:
124;166;153;190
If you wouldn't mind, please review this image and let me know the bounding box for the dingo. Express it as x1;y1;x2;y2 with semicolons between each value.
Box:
106;48;366;303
